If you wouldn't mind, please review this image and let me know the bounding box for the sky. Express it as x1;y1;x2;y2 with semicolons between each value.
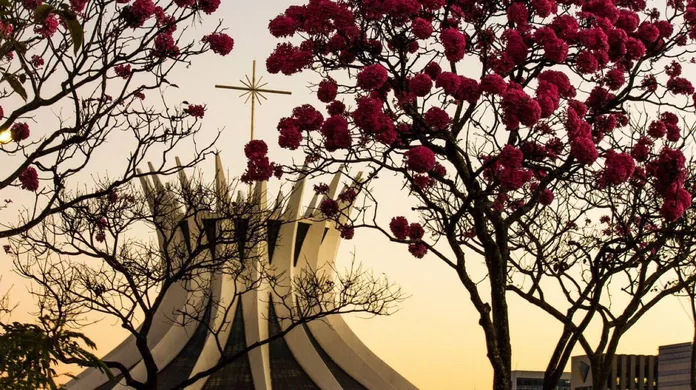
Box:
2;1;696;389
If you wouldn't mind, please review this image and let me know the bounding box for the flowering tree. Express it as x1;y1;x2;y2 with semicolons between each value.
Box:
0;0;234;386
247;0;696;388
0;0;234;239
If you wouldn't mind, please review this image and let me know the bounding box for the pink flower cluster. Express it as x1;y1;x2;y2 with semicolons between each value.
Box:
501;85;541;129
405;146;436;173
114;64;132;79
493;145;533;191
202;33;234;56
184;104;205;118
267;43;313;75
153;32;180;58
440;28;466;62
389;216;428;258
120;0;156;29
648;112;680;142
351;97;396;144
19;167;39;192
11;123;30;142
241;140;279;183
35;15;58;39
357;64;388;90
602;150;635;186
317;79;338;102
647;148;692;221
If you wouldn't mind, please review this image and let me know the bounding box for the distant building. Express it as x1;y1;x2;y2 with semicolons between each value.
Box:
512;370;570;390
658;342;693;389
570;354;658;390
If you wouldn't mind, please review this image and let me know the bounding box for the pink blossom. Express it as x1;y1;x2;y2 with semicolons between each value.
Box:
631;137;652;162
605;68;625;91
503;29;527;64
153;33;180;58
539;188;554;205
411;18;433;40
648;120;666;138
321;115;352;151
424;62;442;79
615;10;639;32
266;43;313;75
19;167;39;192
408;242;428;258
244;140;268;160
424;107;451;130
317;79;338;103
340;226;355;239
456;77;481;103
293;104;324;131
481;74;507;95
440;28;467;62
114;64;132;79
22;0;42;9
269;15;297;38
35;15;59;38
576;51;599;74
199;0;221;14
390;216;410;240
409;74;433;97
357;64;388;90
31;55;44;68
185;104;205;118
498;145;524;168
327;100;345;116
70;0;89;13
320;198;339;217
278;125;302;150
406;146;436;173
121;0;156;28
571;137;598;165
202;33;234;56
531;0;557;17
507;3;529;26
603;150;635;185
436;72;461;96
667;77;694;95
661;188;692;221
637;22;660;43
408;223;425;240
11;123;30;142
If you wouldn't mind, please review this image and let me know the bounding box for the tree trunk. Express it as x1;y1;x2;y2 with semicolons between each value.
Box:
490;257;513;390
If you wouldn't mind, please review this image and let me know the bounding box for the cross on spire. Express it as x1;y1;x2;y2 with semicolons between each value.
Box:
215;60;292;142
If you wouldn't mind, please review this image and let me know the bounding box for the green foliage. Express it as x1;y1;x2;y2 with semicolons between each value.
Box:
0;318;112;389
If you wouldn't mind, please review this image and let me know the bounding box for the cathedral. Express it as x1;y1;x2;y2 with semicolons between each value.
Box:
65;155;417;390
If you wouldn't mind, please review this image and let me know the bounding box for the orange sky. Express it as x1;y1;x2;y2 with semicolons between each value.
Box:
2;1;695;389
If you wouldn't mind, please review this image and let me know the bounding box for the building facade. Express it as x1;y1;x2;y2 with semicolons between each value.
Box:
512;370;570;390
570;354;658;390
658;342;693;389
65;156;417;390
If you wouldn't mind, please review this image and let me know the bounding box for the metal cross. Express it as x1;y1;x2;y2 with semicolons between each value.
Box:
215;60;292;142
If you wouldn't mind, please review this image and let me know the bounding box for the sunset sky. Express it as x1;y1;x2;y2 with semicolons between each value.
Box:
2;1;695;389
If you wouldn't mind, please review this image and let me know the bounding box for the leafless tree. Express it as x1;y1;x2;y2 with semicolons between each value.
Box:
10;171;402;390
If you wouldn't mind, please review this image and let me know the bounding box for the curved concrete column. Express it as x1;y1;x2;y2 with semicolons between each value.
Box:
312;228;418;390
240;181;272;390
111;271;212;389
65;173;191;390
184;267;239;390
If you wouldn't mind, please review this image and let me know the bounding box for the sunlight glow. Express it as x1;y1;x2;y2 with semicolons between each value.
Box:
0;130;12;144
